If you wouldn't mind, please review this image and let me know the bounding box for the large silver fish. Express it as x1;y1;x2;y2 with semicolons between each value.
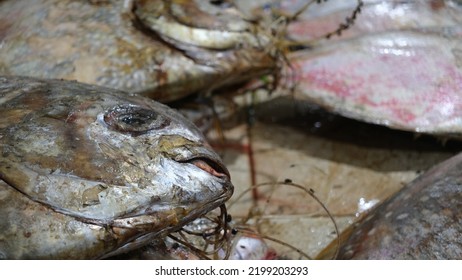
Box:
0;76;233;259
0;0;278;102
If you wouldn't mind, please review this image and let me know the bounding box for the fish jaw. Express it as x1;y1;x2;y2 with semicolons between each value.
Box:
89;133;236;259
97;140;234;258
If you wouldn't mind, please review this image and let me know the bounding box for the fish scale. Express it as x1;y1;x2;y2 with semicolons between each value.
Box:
0;0;278;103
0;76;233;259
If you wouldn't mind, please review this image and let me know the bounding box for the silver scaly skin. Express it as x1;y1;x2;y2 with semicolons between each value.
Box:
0;76;233;259
0;0;278;102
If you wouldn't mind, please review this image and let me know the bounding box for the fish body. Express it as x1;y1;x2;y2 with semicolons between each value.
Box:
262;0;462;41
0;76;233;259
237;0;462;137
290;26;462;136
335;152;462;259
282;0;462;137
0;0;278;102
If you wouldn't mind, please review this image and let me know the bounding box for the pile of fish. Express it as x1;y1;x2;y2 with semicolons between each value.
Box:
1;0;462;259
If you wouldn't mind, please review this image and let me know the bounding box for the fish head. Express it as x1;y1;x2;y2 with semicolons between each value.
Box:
0;76;233;258
133;0;263;50
90;101;234;230
130;0;280;101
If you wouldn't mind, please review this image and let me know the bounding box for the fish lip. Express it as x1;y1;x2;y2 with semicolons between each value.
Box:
178;154;231;180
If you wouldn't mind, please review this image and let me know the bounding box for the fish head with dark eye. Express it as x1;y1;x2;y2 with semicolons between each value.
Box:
91;104;232;256
0;76;233;259
92;103;235;257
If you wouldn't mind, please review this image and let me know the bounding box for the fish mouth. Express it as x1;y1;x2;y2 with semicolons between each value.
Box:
99;151;233;259
180;156;231;180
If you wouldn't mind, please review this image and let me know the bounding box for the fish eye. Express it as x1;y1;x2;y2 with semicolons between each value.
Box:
209;0;231;8
103;104;170;136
